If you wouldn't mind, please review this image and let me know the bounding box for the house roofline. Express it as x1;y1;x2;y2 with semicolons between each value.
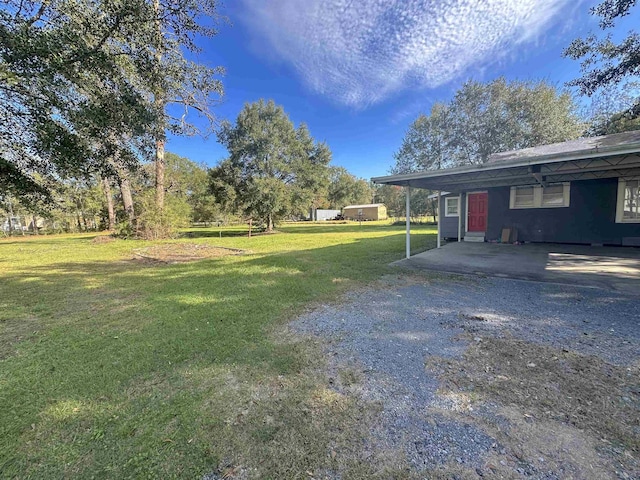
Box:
372;143;640;186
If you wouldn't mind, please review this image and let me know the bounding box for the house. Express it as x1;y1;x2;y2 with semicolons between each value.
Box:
372;131;640;255
342;203;388;221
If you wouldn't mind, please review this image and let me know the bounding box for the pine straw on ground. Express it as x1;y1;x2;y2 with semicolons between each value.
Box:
429;335;640;453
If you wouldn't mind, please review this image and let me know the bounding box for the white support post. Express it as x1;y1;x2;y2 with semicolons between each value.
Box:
458;194;462;242
405;185;411;258
437;191;441;248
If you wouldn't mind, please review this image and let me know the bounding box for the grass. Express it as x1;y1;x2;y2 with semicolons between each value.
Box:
0;221;436;479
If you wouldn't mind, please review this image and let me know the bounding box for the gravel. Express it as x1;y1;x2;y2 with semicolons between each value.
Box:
291;273;640;477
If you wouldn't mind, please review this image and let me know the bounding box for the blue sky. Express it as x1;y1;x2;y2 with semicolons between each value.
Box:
166;0;637;179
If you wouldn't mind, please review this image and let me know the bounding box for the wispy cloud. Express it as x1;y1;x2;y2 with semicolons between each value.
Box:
241;0;579;108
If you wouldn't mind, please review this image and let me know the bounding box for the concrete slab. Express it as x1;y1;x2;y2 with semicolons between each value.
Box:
399;242;640;295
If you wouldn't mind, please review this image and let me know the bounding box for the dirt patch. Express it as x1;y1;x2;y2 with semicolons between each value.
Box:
91;235;116;244
132;243;246;264
428;335;640;476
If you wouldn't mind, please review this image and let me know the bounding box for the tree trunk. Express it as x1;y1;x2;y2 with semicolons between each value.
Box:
155;137;165;210
32;215;38;235
82;211;89;231
153;0;165;212
102;178;116;231
119;175;135;223
7;199;14;236
76;212;82;231
267;214;273;232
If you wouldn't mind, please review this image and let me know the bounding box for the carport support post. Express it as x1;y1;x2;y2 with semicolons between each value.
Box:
437;191;441;249
405;185;411;258
458;194;462;242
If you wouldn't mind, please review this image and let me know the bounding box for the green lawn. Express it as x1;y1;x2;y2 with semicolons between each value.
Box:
0;222;435;479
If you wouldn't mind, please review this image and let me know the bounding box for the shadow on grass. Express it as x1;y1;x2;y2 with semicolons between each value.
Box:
180;222;436;238
0;231;435;478
277;223;415;235
181;228;274;239
0;234;103;245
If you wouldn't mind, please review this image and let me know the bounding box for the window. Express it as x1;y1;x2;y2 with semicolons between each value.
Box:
616;178;640;223
542;184;565;206
510;183;570;209
513;186;535;208
445;196;459;217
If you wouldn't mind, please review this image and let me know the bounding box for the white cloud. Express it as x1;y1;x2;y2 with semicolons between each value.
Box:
240;0;580;108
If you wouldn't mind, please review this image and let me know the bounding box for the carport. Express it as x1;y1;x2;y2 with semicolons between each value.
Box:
400;242;640;294
372;131;640;258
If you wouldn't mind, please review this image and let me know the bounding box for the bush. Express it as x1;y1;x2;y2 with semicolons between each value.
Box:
114;220;135;239
136;193;190;240
391;218;437;226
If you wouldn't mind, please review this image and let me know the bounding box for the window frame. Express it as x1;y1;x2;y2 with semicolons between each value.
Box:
444;196;460;217
509;183;570;209
541;184;566;207
616;177;640;224
511;185;535;209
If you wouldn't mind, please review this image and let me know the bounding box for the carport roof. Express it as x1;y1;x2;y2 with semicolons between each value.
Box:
372;130;640;192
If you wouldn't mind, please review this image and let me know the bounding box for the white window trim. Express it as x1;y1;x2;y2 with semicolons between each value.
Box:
444;196;460;217
509;183;570;209
616;177;640;223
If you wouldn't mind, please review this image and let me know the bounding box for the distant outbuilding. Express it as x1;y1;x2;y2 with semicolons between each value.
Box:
342;204;387;221
310;209;342;221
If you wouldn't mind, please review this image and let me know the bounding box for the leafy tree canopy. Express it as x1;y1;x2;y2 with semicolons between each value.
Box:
326;167;373;209
392;78;583;174
0;0;224;215
564;0;640;120
0;0;158;202
583;81;640;135
209;100;331;230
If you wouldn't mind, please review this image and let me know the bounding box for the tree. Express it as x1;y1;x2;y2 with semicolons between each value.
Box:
392;103;450;174
101;178;117;232
392;78;583;173
145;0;225;212
1;0;225;235
327;167;373;208
209;100;331;231
144;152;224;225
0;0;157;203
583;81;640;135
373;184;436;219
564;0;640;121
374;185;404;217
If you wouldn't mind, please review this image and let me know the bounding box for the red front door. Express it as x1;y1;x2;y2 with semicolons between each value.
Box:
467;192;488;232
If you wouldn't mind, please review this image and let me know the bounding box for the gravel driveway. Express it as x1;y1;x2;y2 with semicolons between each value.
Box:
291;273;640;479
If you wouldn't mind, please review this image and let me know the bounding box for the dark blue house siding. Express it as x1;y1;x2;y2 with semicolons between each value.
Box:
486;178;640;245
439;194;465;239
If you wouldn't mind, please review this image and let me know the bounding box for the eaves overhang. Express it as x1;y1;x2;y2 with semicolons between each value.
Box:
372;143;640;192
